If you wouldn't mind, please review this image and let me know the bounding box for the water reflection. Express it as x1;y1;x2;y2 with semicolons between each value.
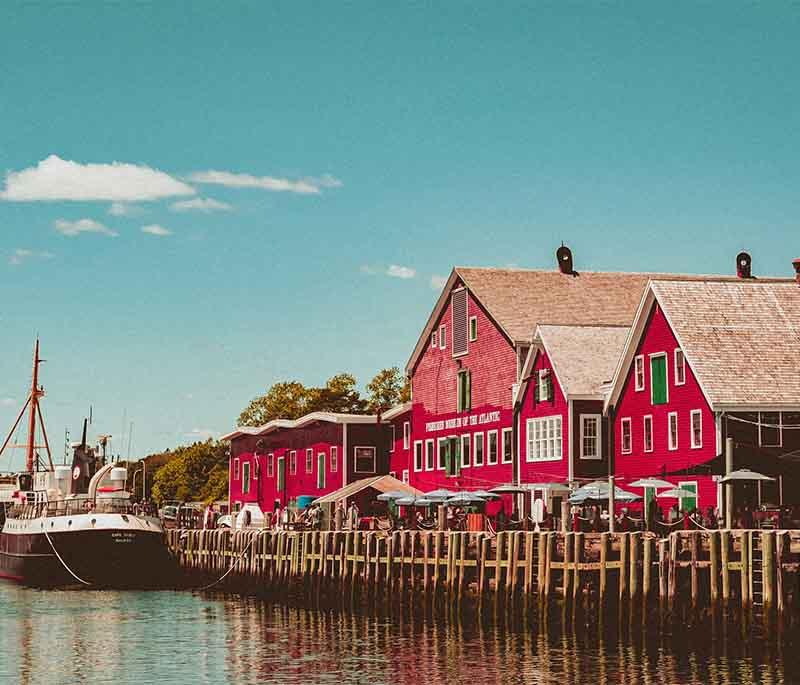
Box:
0;583;797;684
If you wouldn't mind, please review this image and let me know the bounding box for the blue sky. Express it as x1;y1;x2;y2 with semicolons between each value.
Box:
1;3;799;464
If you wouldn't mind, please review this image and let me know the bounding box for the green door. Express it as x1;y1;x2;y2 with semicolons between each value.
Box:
277;457;286;492
448;437;460;477
644;486;655;521
651;356;667;405
317;453;325;489
679;482;697;512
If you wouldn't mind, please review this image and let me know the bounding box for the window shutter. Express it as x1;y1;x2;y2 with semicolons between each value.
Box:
547;375;554;403
451;289;468;355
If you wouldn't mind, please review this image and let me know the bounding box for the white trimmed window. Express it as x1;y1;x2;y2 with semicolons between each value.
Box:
403;421;410;450
234;458;240;480
461;434;471;468
668;412;678;451
469;316;478;342
305;448;313;473
390;425;396;452
431;332;437;348
439;325;446;349
473;433;484;466
580;415;601;460
289;450;297;475
674;349;686;386
501;428;513;464
414;441;424;472
487;430;498;465
354;446;376;473
643;415;653;453
691;410;702;448
425;439;435;470
331;446;338;473
635;355;645;391
242;462;250;494
402;469;409;484
317;453;326;489
538;369;550;401
525;416;563;462
267;453;274;478
437;437;447;470
620;418;632;454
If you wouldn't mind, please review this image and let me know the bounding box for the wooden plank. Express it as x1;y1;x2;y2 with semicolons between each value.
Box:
721;530;730;602
740;531;750;607
762;530;774;609
572;532;582;601
537;532;546;594
642;534;651;604
709;531;719;605
630;532;640;599
618;534;628;602
563;532;573;598
776;531;785;614
524;532;535;594
690;532;699;608
423;532;431;592
543;532;554;600
599;532;609;604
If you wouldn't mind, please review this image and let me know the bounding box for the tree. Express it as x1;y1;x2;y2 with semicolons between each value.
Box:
366;367;410;411
149;439;229;505
238;381;311;427
309;373;367;414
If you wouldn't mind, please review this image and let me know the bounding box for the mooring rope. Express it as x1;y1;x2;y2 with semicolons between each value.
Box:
196;530;263;592
43;526;92;586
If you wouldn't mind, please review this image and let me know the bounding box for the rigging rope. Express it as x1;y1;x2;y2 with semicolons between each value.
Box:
196;530;263;592
43;526;92;586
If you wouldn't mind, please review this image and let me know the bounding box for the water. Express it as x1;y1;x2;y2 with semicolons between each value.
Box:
0;583;798;685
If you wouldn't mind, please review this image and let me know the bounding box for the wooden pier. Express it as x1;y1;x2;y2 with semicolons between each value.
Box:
167;528;800;620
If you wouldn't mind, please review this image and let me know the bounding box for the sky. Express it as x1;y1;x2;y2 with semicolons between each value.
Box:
1;3;799;465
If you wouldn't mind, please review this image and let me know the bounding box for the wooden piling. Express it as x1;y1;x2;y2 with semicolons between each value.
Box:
721;530;730;603
762;530;774;610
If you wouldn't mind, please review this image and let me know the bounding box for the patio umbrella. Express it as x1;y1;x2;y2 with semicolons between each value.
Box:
395;496;434;507
568;482;641;504
656;487;698;499
423;489;455;501
490;484;529;494
376;490;411;502
720;469;775;483
446;492;486;505
628;478;676;489
471;489;501;500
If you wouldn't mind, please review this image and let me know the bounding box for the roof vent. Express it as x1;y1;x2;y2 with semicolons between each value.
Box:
793;258;800;284
736;251;752;279
556;244;574;275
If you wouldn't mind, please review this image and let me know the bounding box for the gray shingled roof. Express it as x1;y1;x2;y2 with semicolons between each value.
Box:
651;280;800;407
537;325;631;396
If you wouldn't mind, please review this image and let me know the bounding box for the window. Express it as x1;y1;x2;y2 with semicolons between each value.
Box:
437;437;447;470
402;469;409;484
469;316;478;342
501;428;513;464
474;433;485;466
620;418;632;454
267;453;274;478
668;412;678;450
760;412;782;447
242;462;250;494
487;430;498;465
234;458;240;480
691;410;702;448
525;416;563;461
451;288;468;356
354;446;376;473
439;325;446;349
444;436;460;477
643;415;653;453
580;415;601;460
431;332;437;348
414;441;424;472
305;448;313;473
674;349;686;386
537;369;551;401
289;450;297;475
650;354;668;405
390;425;396;452
457;370;471;412
331;446;338;473
635;355;645;391
678;481;698;512
317;453;326;489
461;434;471;468
277;456;285;491
403;421;410;450
425;439;435;470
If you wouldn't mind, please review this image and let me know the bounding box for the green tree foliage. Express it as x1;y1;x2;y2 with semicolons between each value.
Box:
149;439;229;505
366;366;410;411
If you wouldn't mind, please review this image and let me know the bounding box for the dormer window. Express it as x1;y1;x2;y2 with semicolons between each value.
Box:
635;355;645;391
439;325;446;349
469;316;478;342
431;332;437;348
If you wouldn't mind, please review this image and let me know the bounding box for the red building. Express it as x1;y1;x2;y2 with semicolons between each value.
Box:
606;273;800;516
224;412;389;516
383;402;412;485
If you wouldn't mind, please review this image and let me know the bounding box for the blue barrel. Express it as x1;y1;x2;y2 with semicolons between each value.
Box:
296;495;316;511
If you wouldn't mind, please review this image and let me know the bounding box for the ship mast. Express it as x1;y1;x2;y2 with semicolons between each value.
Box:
0;339;53;472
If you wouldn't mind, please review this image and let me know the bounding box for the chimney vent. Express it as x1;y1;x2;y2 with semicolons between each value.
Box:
736;251;752;279
556;244;574;275
792;258;800;284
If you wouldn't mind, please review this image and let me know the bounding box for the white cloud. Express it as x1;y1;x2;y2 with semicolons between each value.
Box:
8;248;55;265
108;202;143;216
170;197;232;213
141;224;172;236
430;274;448;290
0;154;195;202
188;169;341;195
387;264;416;279
54;218;118;237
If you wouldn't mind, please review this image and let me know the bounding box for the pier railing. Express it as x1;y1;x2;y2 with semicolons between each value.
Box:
167;528;800;618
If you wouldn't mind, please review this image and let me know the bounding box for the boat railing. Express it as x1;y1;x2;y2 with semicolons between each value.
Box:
5;498;137;519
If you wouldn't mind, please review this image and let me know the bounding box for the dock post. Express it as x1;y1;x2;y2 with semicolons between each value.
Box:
433;531;442;593
509;531;520;600
776;531;786;615
479;534;490;598
573;532;582;602
740;531;750;607
668;533;677;606
709;531;719;606
537;532;546;594
618;533;628;602
657;538;667;604
690;532;699;608
543;532;554;601
563;532;573;598
423;532;431;593
721;530;730;603
599;532;609;605
524;532;535;595
630;532;640;600
642;534;652;604
762;530;775;611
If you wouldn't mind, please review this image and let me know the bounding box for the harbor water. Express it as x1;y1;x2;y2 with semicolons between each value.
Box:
0;583;798;684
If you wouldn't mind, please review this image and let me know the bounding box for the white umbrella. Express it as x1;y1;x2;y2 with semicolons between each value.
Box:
446;492;486;505
376;490;411;502
720;469;775;483
657;487;697;499
471;489;501;500
396;496;434;507
628;478;675;489
424;489;455;501
490;484;528;494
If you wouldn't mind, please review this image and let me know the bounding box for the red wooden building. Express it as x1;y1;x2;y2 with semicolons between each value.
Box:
383;402;412;485
224;412;389;516
606;272;800;516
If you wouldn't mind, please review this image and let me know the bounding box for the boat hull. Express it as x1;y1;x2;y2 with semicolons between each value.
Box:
0;514;175;588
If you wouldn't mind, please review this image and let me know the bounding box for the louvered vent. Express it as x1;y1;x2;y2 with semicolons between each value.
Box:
452;289;468;355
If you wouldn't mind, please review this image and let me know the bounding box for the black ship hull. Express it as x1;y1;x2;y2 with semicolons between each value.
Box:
0;517;176;588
